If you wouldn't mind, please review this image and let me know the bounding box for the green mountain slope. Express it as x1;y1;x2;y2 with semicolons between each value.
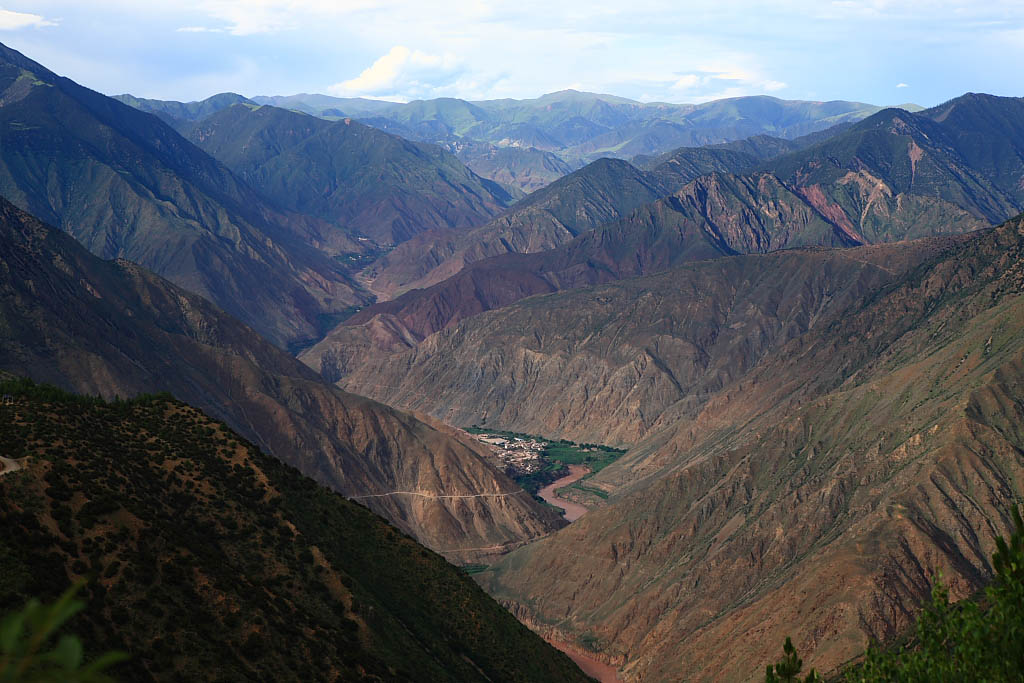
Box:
0;198;563;562
112;92;254;124
0;41;364;348
184;103;516;245
0;383;591;682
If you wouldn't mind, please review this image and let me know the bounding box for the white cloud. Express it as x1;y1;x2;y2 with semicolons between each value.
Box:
328;45;463;98
896;82;909;87
668;66;787;101
176;26;225;33
0;8;57;30
192;0;392;36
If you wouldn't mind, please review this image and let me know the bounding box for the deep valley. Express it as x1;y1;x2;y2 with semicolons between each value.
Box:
1;20;1023;682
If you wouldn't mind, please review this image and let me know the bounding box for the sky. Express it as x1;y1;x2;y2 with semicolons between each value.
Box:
1;1;1023;107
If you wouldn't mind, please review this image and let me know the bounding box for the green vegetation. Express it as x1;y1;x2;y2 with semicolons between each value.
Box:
766;508;1024;682
764;637;821;682
0;379;591;682
466;426;624;499
0;582;126;683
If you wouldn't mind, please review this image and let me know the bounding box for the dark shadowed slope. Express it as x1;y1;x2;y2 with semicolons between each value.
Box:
185;103;517;246
0;384;592;682
0;42;364;348
0;198;563;561
363;158;668;298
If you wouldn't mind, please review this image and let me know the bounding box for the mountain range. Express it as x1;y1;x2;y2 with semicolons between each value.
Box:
4;37;1024;683
480;214;1024;680
182;102;518;246
307;93;1024;386
119;89;908;194
0;43;367;349
251;90;899;167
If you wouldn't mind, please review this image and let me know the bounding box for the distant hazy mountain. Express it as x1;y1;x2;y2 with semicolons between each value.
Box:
112;91;254;124
251;92;397;118
0;41;365;348
242;89;893;191
0;197;564;562
183;103;517;245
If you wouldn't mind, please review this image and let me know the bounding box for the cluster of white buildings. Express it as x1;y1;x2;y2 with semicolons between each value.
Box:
474;434;548;475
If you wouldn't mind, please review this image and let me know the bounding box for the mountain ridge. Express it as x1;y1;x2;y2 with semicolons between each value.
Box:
0;196;562;562
0;41;366;348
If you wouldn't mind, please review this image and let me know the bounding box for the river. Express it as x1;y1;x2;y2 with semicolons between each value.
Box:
536;467;621;680
537;464;591;521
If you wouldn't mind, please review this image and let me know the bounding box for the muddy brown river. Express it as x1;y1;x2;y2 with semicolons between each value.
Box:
537;464;591;521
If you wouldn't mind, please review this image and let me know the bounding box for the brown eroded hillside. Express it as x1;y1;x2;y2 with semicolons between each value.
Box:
0;198;563;562
311;237;966;448
479;215;1024;681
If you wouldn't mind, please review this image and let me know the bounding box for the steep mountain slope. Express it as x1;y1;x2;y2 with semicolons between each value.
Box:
316;92;1024;366
364;158;668;298
0;383;591;682
317;238;964;447
637;124;856;189
0;42;363;348
761;96;1024;240
364;125;862;300
480;215;1024;681
0;198;562;561
185;103;516;245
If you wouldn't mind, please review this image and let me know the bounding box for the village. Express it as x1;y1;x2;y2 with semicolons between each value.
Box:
472;432;549;477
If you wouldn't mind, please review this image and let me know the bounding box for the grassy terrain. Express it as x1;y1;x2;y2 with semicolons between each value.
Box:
466;426;624;498
0;379;592;682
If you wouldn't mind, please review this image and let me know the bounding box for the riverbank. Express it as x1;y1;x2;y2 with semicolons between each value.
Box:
538;464;590;521
548;639;621;682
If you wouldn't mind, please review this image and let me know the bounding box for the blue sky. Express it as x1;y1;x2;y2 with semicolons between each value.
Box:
2;1;1023;106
